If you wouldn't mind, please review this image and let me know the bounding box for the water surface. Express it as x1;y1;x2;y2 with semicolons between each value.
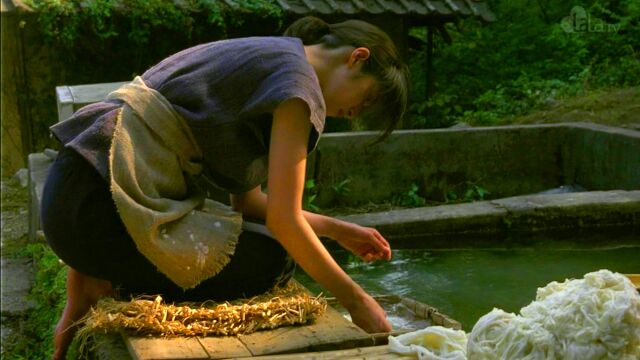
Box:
295;244;640;331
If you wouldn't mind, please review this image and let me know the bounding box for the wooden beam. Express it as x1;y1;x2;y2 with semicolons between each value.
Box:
436;22;452;44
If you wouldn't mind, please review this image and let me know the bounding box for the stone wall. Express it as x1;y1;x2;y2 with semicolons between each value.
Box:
308;123;640;208
567;124;640;190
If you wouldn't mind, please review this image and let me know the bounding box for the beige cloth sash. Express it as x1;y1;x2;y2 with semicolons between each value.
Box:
108;76;241;289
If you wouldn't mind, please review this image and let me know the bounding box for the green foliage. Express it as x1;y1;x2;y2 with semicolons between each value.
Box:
304;178;353;211
446;183;490;203
22;0;285;152
3;243;68;359
24;0;284;47
303;179;320;212
406;0;640;128
392;183;426;207
224;0;285;28
331;178;352;197
122;0;196;46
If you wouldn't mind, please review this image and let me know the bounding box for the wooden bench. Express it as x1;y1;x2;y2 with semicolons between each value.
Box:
55;81;128;123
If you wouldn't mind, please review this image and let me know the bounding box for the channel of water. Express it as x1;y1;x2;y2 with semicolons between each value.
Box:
295;235;640;331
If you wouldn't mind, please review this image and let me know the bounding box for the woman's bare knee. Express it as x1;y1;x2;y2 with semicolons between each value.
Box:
67;268;113;304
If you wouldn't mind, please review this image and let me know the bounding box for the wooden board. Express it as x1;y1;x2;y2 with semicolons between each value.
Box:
68;81;128;105
199;337;252;359
55;85;74;122
237;305;373;356
123;301;374;359
121;282;461;359
230;345;405;360
55;81;128;123
328;294;462;331
125;336;209;360
625;274;640;288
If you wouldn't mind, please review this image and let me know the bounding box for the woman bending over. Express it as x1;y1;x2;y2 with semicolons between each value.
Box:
41;16;408;359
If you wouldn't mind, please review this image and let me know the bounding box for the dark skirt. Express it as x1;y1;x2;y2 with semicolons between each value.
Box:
41;146;294;302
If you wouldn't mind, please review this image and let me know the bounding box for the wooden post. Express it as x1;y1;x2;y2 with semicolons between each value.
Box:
17;12;34;158
1;4;28;173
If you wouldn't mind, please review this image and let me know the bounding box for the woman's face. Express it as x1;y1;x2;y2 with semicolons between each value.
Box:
322;48;378;119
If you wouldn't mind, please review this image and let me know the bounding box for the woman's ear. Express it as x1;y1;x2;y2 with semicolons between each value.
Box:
347;47;370;67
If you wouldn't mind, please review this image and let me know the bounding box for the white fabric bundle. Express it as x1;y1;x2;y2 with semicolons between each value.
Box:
467;309;555;359
388;326;468;360
388;270;639;360
468;269;640;360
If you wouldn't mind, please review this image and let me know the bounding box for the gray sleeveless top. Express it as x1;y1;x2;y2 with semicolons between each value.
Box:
50;37;326;194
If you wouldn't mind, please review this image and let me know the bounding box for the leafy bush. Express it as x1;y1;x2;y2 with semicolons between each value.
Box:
24;0;284;48
20;0;286;152
392;183;426;207
446;183;490;203
406;0;640;128
303;179;320;212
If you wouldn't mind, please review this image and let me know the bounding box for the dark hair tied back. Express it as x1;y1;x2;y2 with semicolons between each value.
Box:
284;16;409;143
283;16;331;45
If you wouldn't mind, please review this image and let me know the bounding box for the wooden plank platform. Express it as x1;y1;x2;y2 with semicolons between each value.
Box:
232;345;405;360
126;337;210;360
123;304;375;359
118;289;461;359
237;305;374;355
199;337;252;359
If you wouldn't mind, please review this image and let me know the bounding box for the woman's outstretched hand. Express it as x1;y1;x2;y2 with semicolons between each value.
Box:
345;290;392;333
333;222;392;262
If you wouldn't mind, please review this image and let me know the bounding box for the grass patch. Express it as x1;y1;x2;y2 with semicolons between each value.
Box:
1;179;73;359
2;243;69;359
506;87;640;128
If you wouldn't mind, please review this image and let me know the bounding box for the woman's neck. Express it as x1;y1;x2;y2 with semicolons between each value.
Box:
304;44;348;92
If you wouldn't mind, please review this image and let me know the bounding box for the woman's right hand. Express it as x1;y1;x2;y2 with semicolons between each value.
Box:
266;99;391;334
344;291;392;333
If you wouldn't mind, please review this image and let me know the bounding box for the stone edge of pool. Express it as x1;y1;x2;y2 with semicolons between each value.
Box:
311;122;640;208
337;190;640;248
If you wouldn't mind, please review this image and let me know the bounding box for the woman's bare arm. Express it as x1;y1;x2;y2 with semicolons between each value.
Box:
261;98;390;332
231;185;340;239
232;185;391;262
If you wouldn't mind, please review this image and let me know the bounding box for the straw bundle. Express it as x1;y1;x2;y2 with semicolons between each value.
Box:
76;282;326;339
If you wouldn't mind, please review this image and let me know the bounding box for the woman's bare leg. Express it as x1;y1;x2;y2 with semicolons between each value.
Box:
52;267;113;360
